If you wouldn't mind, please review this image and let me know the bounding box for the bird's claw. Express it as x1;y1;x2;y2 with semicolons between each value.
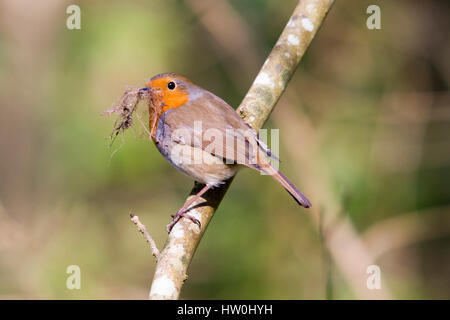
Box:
166;210;201;233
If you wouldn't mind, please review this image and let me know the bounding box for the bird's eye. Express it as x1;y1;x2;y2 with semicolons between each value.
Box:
167;81;176;90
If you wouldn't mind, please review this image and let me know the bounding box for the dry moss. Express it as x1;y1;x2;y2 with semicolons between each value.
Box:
104;85;165;146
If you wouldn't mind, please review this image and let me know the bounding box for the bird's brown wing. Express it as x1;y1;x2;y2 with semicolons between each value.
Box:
162;90;262;166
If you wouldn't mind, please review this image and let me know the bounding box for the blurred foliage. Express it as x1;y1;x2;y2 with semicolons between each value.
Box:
0;0;448;299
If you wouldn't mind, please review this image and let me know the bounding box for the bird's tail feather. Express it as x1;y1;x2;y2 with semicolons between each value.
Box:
257;163;311;208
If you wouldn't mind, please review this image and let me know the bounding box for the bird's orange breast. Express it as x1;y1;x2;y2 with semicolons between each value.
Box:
147;77;190;143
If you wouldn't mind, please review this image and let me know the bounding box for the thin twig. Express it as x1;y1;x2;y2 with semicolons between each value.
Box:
130;213;160;259
149;0;335;300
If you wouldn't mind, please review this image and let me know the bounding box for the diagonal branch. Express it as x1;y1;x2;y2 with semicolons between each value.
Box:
149;0;335;300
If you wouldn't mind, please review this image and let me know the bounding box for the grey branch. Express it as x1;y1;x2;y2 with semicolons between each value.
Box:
149;0;335;300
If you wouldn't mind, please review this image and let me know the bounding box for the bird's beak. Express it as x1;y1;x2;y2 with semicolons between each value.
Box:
139;80;155;92
140;80;152;91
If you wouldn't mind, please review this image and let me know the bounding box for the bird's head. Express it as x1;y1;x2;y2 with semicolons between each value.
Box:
142;73;193;111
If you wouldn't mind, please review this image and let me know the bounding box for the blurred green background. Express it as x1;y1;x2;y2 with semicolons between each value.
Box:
0;0;449;299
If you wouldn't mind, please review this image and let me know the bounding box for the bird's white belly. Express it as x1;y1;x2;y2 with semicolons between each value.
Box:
168;144;239;186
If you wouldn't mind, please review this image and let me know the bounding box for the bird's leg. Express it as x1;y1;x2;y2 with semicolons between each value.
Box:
166;184;212;233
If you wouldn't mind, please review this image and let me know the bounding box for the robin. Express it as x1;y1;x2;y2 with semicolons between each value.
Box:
140;73;311;232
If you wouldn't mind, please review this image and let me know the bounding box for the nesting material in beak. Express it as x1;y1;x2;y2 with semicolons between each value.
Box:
104;87;150;144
